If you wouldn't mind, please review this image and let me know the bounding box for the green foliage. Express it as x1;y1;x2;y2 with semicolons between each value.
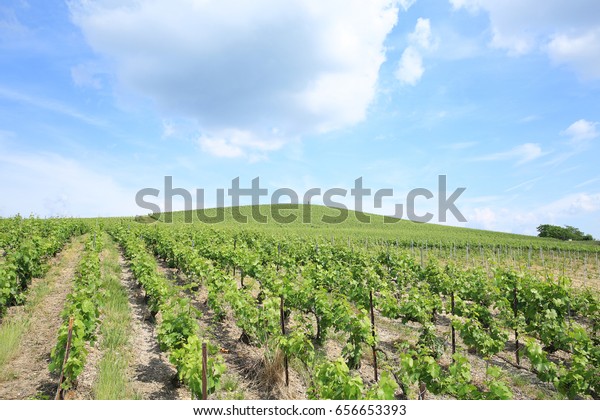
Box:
171;335;226;399
0;217;83;316
50;234;102;391
397;351;513;400
537;224;594;241
102;216;600;401
308;358;397;400
109;226;226;398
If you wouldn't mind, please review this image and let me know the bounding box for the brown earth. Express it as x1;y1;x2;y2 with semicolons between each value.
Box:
0;238;84;400
118;254;189;400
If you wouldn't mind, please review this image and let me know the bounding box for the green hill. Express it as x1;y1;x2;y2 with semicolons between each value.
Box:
136;204;598;250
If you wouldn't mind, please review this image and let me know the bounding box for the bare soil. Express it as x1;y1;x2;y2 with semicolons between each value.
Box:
157;262;307;399
119;254;189;400
0;238;83;400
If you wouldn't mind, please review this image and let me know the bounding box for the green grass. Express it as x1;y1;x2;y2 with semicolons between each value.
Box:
93;235;139;400
0;237;82;378
0;318;29;379
132;204;599;251
0;280;53;370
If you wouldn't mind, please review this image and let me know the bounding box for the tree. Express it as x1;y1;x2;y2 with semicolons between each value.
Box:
537;224;595;241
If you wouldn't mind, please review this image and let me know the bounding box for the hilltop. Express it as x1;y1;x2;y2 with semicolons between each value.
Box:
135;204;598;250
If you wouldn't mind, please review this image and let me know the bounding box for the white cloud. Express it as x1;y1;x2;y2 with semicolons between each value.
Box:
449;0;600;78
547;29;600;79
0;6;35;49
409;17;435;50
399;0;416;11
519;115;540;123
561;119;599;144
469;207;498;231
69;0;400;157
442;141;478;150
504;176;543;192
448;0;480;13
464;192;600;236
199;129;285;160
475;143;544;165
395;17;437;86
395;46;424;85
541;192;600;216
542;119;598;167
0;85;104;126
575;176;600;188
0;149;139;217
199;137;245;159
161;120;176;138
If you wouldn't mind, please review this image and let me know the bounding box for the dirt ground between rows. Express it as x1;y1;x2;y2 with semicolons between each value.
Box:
118;253;189;400
0;238;84;400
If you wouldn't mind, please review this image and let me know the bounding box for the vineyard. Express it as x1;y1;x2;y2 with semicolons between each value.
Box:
0;207;599;400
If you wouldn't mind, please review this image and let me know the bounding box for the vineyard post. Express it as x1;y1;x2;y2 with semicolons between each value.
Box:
513;283;520;366
528;246;532;268
466;242;469;267
584;253;588;285
420;246;424;268
201;342;208;400
451;291;456;355
411;240;414;256
280;295;289;386
369;289;378;382
568;249;572;274
232;238;236;277
565;276;572;326
418;382;426;400
55;316;75;400
277;243;281;272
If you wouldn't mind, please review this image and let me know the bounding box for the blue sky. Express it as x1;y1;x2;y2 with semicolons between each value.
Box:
0;0;599;237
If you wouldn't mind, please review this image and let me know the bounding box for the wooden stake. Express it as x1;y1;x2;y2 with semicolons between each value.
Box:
280;295;289;386
369;290;378;382
451;291;456;355
513;285;520;366
55;316;75;400
201;342;208;400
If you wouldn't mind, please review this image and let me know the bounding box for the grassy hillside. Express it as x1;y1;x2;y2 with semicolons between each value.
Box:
136;204;598;250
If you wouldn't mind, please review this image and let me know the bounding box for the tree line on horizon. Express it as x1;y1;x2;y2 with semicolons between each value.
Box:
537;224;595;241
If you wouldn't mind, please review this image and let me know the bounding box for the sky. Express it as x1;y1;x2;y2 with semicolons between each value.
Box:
0;0;599;237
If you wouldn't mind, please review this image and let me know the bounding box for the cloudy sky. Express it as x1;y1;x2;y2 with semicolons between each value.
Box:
1;0;599;237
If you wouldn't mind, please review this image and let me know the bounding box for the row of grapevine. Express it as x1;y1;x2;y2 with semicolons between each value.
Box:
0;217;85;316
136;225;399;399
50;232;103;394
108;225;226;399
131;223;599;400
